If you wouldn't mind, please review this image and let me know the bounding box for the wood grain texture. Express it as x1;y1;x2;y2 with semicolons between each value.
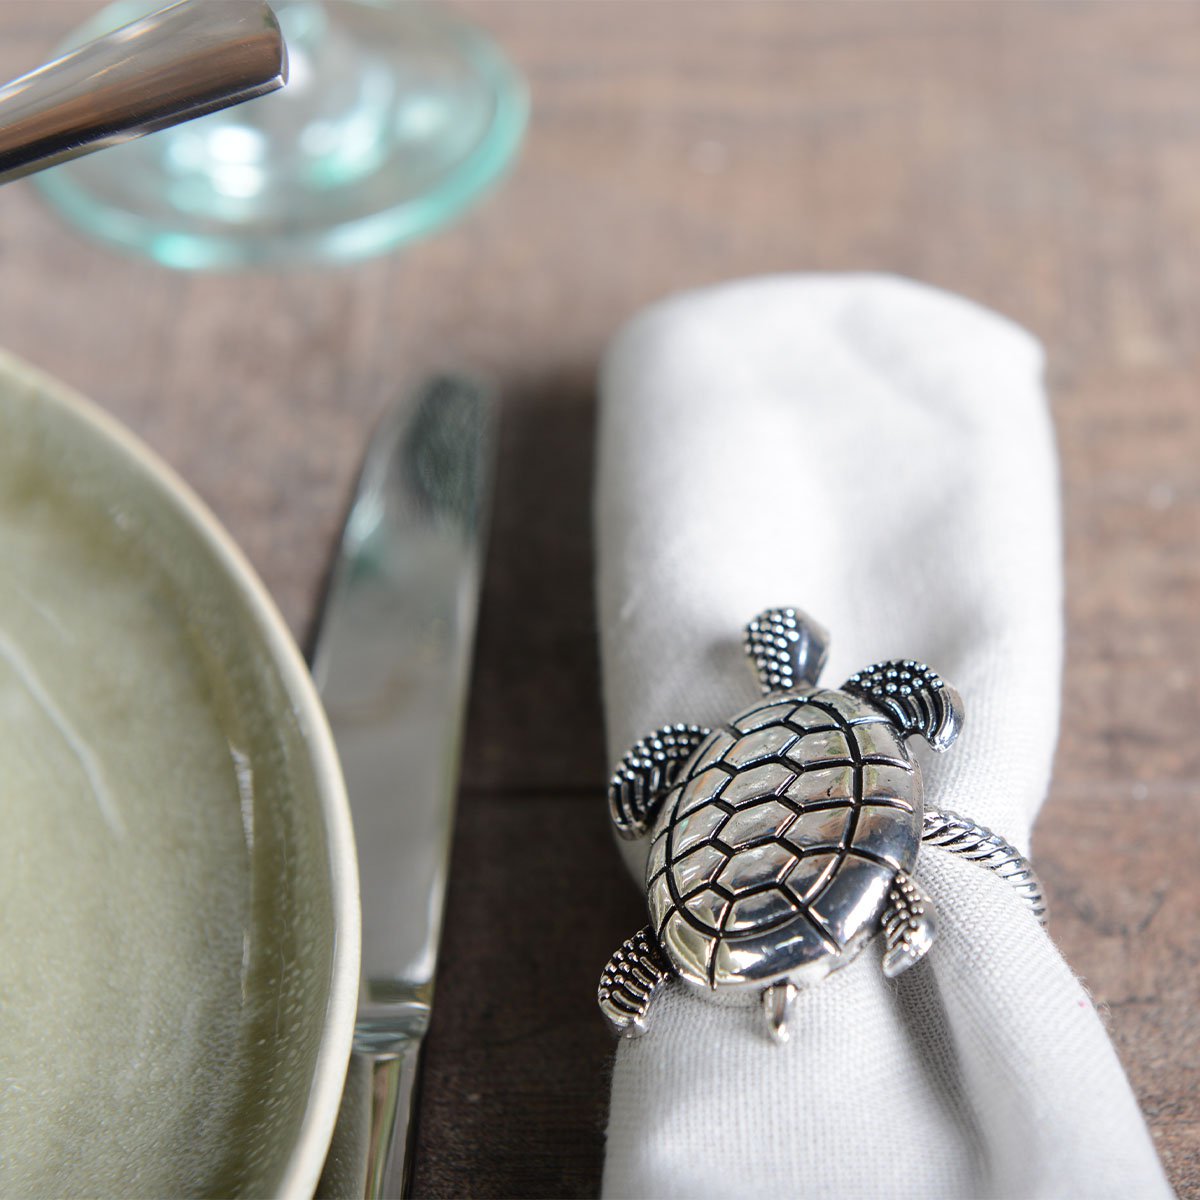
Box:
0;2;1196;1196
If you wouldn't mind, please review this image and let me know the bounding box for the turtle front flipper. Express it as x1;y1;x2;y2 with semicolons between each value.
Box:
608;724;710;839
842;660;964;752
881;870;938;978
598;927;671;1037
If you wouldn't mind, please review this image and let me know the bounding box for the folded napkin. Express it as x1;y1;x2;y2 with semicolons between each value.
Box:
595;276;1171;1199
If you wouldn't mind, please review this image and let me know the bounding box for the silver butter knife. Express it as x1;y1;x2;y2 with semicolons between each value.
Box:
312;378;495;1199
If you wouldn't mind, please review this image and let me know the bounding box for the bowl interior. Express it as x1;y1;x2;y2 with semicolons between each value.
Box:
0;352;357;1197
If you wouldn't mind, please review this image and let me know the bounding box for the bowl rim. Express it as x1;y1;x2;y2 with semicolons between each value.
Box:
0;347;361;1199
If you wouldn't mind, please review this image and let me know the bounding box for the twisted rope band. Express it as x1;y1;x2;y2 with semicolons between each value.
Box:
922;808;1048;924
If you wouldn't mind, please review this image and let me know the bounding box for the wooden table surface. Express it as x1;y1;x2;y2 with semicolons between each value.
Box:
1;2;1196;1196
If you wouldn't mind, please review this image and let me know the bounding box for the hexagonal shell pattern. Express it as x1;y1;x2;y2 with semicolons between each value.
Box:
645;688;922;990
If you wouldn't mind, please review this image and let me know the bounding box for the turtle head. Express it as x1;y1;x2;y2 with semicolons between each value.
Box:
842;660;965;752
744;608;830;696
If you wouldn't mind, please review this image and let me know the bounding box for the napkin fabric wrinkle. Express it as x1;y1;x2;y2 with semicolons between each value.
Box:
595;275;1171;1200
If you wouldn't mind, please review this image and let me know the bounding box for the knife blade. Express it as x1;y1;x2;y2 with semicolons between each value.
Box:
311;377;495;1199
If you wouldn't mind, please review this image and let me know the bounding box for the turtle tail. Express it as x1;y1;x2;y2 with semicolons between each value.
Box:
842;660;964;752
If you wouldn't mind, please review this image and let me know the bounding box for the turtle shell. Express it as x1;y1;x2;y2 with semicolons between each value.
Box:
645;688;922;992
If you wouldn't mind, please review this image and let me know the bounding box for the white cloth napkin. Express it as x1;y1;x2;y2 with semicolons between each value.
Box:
595;275;1172;1200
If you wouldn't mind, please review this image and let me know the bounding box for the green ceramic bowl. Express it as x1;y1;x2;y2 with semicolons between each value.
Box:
0;350;360;1197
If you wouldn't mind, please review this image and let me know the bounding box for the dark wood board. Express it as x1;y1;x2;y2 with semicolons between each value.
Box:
0;2;1195;1196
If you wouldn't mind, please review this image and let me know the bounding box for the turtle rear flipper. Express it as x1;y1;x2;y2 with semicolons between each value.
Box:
599;928;671;1037
608;724;710;839
881;870;937;978
843;660;964;752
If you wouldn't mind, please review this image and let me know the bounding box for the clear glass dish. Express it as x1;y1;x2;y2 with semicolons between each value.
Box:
34;1;528;269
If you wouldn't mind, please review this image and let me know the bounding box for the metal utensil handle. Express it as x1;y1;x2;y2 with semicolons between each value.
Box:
0;0;287;185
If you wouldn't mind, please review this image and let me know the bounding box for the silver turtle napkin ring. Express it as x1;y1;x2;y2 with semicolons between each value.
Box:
598;607;1045;1044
